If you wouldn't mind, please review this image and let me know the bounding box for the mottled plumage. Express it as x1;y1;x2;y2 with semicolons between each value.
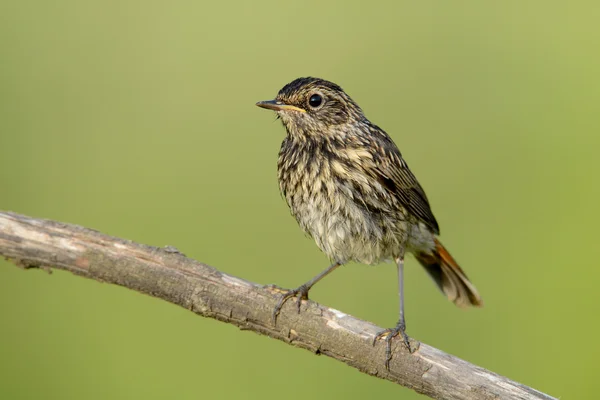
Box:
257;77;482;367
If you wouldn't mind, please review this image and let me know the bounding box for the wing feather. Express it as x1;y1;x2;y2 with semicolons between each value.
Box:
360;127;440;234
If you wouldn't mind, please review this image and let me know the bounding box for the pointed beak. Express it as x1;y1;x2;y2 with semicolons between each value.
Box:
255;100;306;113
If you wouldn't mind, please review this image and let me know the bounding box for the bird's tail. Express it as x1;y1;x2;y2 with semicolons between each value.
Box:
415;238;483;308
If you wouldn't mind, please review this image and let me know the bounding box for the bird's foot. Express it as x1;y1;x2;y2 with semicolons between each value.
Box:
271;284;310;326
373;321;413;370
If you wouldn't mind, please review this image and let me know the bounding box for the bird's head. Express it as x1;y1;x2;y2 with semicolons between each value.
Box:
256;77;364;139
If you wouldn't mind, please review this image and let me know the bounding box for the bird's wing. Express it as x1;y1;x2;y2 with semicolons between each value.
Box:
358;130;440;234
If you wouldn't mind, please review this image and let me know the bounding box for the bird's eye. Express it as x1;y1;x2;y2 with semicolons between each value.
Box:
308;93;323;108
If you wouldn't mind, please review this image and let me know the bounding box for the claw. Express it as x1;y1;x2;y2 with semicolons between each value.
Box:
271;285;309;326
373;322;413;370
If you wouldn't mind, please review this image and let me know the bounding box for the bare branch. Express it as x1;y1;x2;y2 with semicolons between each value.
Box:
0;211;554;400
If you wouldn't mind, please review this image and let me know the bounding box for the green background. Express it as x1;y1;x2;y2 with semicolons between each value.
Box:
1;1;598;398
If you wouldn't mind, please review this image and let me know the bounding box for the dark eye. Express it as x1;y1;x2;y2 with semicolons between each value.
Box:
308;93;323;108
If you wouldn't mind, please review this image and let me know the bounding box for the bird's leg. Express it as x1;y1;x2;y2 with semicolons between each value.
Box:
373;256;413;369
271;261;341;325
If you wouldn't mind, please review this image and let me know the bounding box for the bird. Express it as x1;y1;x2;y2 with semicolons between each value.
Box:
256;77;482;368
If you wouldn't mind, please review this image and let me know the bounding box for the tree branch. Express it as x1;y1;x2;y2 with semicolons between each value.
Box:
0;211;553;400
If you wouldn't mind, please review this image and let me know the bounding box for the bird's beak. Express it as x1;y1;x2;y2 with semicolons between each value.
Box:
256;100;306;113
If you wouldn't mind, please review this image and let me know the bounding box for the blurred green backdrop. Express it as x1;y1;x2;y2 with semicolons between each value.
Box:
1;1;599;398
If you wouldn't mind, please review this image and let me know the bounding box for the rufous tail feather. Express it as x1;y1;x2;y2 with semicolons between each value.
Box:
416;238;483;308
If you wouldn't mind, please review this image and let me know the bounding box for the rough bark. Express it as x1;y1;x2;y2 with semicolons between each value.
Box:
0;211;554;400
